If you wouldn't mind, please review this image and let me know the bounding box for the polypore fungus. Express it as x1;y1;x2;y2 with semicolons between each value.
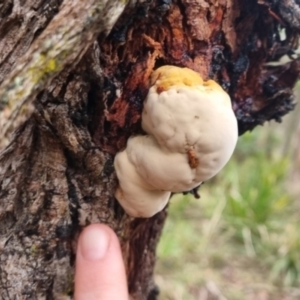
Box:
114;66;238;218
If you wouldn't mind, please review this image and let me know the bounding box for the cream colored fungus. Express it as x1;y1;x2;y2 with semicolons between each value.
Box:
114;66;238;218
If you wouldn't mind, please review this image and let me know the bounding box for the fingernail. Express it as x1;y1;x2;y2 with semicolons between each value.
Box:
79;226;110;261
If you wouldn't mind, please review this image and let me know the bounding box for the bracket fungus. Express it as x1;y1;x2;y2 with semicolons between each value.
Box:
114;66;238;218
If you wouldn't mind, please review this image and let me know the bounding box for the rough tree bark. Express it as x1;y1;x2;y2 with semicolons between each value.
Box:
0;0;300;299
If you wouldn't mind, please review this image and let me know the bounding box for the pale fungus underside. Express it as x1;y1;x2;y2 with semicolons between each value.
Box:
114;66;238;218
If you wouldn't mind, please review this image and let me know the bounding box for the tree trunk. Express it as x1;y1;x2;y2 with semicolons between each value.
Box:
0;0;299;299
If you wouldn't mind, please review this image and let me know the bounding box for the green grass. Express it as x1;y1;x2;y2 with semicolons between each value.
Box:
155;122;300;299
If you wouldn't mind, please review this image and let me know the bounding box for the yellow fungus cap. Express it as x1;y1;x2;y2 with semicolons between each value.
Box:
114;65;237;218
150;66;224;93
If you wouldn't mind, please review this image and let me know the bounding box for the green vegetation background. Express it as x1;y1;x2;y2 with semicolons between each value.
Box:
155;90;300;300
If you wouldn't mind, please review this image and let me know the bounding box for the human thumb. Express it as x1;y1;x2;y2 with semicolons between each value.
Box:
74;224;128;300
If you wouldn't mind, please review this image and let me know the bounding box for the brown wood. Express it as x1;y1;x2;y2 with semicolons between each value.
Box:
0;0;300;299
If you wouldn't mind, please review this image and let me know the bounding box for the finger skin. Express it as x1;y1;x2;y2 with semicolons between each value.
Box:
74;224;128;300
